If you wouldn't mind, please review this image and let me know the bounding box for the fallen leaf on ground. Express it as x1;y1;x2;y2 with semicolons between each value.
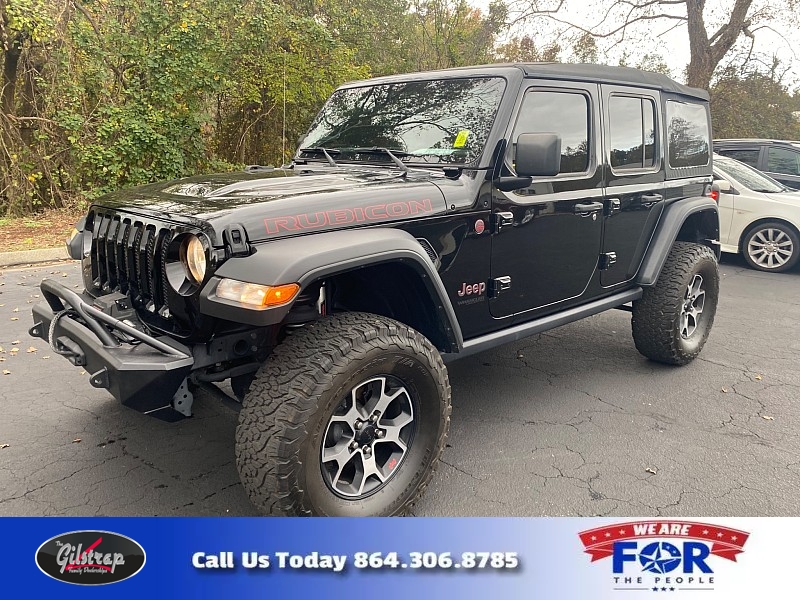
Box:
762;415;774;421
62;273;68;277
72;438;82;443
0;346;4;352
0;444;9;449
645;467;657;475
42;356;50;359
2;370;11;375
9;348;19;354
79;370;86;375
721;387;729;393
10;317;18;321
755;374;763;381
26;347;37;353
12;307;18;312
11;340;20;345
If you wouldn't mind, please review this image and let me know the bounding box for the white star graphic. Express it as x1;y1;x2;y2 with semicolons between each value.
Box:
605;532;612;538
619;529;626;535
717;532;724;538
702;529;709;535
591;536;597;541
731;536;738;541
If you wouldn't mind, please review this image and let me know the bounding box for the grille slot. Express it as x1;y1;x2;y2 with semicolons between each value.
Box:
88;209;175;313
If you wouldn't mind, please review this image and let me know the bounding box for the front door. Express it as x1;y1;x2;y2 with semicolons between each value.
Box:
600;86;665;287
490;81;604;319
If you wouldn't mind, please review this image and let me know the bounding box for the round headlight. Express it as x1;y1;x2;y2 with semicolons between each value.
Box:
181;235;207;284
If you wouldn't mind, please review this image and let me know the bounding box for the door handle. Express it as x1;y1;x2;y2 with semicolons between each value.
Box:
574;201;604;215
641;193;663;208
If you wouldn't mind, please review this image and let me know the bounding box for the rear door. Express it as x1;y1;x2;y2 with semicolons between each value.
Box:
764;145;800;190
600;86;665;287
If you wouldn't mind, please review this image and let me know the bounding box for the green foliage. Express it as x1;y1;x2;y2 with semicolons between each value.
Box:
0;0;509;215
711;69;800;140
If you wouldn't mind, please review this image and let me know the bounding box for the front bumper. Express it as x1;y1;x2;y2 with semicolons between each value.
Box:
29;279;194;416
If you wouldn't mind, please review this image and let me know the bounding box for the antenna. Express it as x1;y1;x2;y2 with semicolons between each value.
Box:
282;50;287;165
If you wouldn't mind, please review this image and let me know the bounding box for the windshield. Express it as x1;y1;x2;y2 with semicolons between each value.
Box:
299;77;507;166
714;155;785;193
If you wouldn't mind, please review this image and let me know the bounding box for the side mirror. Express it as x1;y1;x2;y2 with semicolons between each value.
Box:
515;133;561;177
714;179;732;193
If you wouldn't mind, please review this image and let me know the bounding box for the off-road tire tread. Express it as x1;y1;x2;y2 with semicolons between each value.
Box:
631;242;718;365
235;311;451;516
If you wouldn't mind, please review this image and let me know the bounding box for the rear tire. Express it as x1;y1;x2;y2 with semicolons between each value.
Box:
235;312;451;516
632;242;718;365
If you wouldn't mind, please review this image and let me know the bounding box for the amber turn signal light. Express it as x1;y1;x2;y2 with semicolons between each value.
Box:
216;279;300;308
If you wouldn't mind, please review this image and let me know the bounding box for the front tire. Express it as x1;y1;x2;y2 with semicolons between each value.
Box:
632;242;719;365
741;221;799;273
235;312;451;516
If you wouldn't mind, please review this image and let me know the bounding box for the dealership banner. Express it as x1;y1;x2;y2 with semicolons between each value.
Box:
2;517;796;598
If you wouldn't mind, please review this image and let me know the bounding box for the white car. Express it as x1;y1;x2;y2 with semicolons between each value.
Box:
713;153;800;272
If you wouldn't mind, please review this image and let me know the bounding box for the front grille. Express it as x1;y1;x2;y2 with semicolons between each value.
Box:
89;209;173;314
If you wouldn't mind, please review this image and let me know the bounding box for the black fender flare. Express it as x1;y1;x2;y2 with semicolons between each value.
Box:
199;228;464;351
636;196;720;286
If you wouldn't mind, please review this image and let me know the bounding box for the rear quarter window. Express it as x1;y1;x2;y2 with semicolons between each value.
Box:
666;101;710;168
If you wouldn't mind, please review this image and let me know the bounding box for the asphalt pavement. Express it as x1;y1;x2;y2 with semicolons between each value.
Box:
1;257;799;516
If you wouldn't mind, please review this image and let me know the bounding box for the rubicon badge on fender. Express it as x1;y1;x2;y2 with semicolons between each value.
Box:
36;530;146;585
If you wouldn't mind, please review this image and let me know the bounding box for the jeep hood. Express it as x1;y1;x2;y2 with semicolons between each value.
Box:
91;167;449;245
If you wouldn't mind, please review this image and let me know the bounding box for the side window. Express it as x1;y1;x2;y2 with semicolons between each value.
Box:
512;90;590;174
666;100;710;168
609;95;657;170
718;148;759;167
767;147;800;175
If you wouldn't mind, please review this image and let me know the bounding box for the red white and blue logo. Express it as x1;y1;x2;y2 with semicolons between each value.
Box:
578;520;749;593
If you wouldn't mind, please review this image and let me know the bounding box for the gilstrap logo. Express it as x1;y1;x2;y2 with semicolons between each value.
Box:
36;530;146;585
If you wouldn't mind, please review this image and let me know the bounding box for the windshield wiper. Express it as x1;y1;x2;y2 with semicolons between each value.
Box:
298;147;339;167
350;147;409;173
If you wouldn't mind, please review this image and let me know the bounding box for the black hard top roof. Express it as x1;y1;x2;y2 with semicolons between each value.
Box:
340;63;709;101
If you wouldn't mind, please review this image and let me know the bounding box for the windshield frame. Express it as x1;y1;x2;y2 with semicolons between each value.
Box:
294;68;523;170
713;154;786;194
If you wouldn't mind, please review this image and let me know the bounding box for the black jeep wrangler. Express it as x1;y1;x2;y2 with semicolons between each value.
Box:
30;63;720;516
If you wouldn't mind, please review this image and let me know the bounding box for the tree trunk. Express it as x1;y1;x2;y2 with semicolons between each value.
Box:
1;44;20;118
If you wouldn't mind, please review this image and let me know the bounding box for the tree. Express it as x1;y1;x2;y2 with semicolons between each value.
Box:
514;0;799;89
710;67;800;139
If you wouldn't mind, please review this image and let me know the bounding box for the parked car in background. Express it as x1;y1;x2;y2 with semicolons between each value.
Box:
714;139;800;190
713;153;800;272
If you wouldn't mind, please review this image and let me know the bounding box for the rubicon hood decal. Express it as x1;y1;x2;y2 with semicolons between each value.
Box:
35;530;146;585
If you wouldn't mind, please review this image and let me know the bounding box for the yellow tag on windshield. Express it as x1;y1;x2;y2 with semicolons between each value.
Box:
453;130;470;148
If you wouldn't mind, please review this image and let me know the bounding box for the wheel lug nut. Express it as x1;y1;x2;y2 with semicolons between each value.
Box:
354;420;363;430
376;429;385;438
363;446;371;455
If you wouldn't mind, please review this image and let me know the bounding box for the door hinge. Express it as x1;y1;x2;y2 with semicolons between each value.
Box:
606;198;621;216
489;276;512;297
599;252;617;270
491;211;514;233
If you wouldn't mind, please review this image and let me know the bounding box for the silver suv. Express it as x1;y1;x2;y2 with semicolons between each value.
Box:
713;139;800;190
